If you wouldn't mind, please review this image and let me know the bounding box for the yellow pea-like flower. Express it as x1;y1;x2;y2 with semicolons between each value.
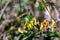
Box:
43;20;48;25
28;23;32;28
40;20;49;31
52;19;55;24
46;21;49;26
40;23;44;30
51;19;55;27
18;28;27;33
33;17;37;25
30;21;34;26
44;24;48;30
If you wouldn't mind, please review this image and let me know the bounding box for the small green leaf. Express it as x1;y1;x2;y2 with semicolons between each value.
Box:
38;4;45;12
27;14;33;21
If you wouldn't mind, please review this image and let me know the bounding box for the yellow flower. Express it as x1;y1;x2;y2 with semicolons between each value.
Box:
51;19;55;27
28;23;32;28
44;24;48;31
46;22;49;26
42;20;48;26
40;20;49;31
46;21;49;25
30;21;34;26
33;17;37;25
18;28;27;33
24;20;34;29
40;22;44;30
24;17;39;29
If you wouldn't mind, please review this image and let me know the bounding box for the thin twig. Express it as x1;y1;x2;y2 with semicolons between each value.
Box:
0;0;11;18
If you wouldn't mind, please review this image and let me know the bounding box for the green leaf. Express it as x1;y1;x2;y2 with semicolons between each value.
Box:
38;4;45;12
27;14;33;21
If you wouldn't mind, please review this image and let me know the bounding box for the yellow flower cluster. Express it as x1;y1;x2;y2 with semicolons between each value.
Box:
40;20;49;31
18;17;38;33
40;19;55;31
18;17;55;33
24;17;39;29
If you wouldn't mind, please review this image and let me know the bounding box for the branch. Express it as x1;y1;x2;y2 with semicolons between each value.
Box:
0;0;11;18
